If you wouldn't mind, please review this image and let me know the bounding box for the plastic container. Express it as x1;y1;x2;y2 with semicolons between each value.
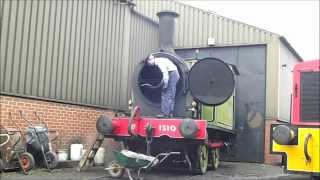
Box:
94;147;105;165
57;149;69;161
70;144;83;161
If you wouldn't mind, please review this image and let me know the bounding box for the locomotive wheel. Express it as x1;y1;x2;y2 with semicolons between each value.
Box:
191;144;208;175
211;148;220;170
20;152;35;171
107;160;124;178
45;151;58;169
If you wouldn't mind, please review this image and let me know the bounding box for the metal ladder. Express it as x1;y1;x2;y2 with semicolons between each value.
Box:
77;133;104;172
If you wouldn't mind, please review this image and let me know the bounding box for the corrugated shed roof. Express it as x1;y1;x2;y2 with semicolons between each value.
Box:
133;0;302;59
176;1;280;36
279;36;303;61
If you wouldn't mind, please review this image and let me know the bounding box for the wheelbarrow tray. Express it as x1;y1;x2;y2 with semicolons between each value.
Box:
113;150;157;169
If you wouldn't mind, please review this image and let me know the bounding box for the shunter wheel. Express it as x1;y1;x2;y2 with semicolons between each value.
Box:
191;144;208;175
210;148;220;170
107;160;124;178
19;152;35;171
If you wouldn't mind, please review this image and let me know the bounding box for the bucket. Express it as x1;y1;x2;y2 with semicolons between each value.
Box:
57;149;69;161
94;148;105;165
70;144;83;161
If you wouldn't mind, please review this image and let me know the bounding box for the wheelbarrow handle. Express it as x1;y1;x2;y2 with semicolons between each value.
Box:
11;131;21;148
104;166;124;170
34;111;47;128
143;152;181;169
48;130;59;142
168;152;181;155
19;111;33;126
9;112;22;132
156;152;181;158
156;152;181;164
0;134;10;147
7;130;22;134
8;112;23;145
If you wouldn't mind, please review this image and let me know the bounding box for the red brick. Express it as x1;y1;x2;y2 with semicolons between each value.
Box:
264;119;282;165
0;95;113;149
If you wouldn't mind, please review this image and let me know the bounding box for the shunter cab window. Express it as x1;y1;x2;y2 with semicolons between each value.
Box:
300;71;320;122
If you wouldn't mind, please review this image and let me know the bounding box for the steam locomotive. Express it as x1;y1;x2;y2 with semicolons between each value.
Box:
96;11;238;175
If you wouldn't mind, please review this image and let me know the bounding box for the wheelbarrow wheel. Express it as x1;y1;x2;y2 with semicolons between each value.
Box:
20;152;35;171
107;160;124;178
45;151;58;169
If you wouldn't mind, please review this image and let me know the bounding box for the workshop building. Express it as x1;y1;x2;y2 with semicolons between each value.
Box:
0;0;302;164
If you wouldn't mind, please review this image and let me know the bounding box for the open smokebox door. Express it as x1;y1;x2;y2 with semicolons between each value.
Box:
188;57;236;106
138;63;164;104
132;52;189;115
135;52;187;104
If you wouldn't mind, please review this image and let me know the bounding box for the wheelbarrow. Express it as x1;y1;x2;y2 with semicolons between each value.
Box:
105;150;180;180
0;113;35;174
20;111;59;169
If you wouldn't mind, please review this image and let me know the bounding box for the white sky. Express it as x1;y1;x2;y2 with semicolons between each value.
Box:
179;0;319;60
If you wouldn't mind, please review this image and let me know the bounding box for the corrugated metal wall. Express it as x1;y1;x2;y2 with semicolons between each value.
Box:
127;11;159;99
0;0;159;110
0;0;286;117
134;0;275;47
134;0;281;118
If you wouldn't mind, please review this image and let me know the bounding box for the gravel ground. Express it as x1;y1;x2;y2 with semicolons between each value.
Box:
0;162;312;180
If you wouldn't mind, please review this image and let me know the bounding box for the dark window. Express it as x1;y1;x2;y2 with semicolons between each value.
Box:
300;71;320;122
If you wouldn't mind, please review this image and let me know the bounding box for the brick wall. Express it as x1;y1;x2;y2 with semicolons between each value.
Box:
0;95;114;149
264;119;282;165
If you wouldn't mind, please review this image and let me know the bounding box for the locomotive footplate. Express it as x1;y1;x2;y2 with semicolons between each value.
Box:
98;117;207;140
97;106;207;140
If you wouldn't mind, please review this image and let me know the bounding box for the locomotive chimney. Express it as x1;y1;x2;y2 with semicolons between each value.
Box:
156;11;179;52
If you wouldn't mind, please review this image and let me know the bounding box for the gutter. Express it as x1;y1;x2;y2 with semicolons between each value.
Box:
279;36;303;61
125;0;159;26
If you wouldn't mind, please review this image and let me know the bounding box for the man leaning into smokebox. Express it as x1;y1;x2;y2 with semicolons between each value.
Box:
146;55;180;118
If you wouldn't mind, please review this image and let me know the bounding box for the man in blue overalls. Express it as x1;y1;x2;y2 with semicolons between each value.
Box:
147;55;180;117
